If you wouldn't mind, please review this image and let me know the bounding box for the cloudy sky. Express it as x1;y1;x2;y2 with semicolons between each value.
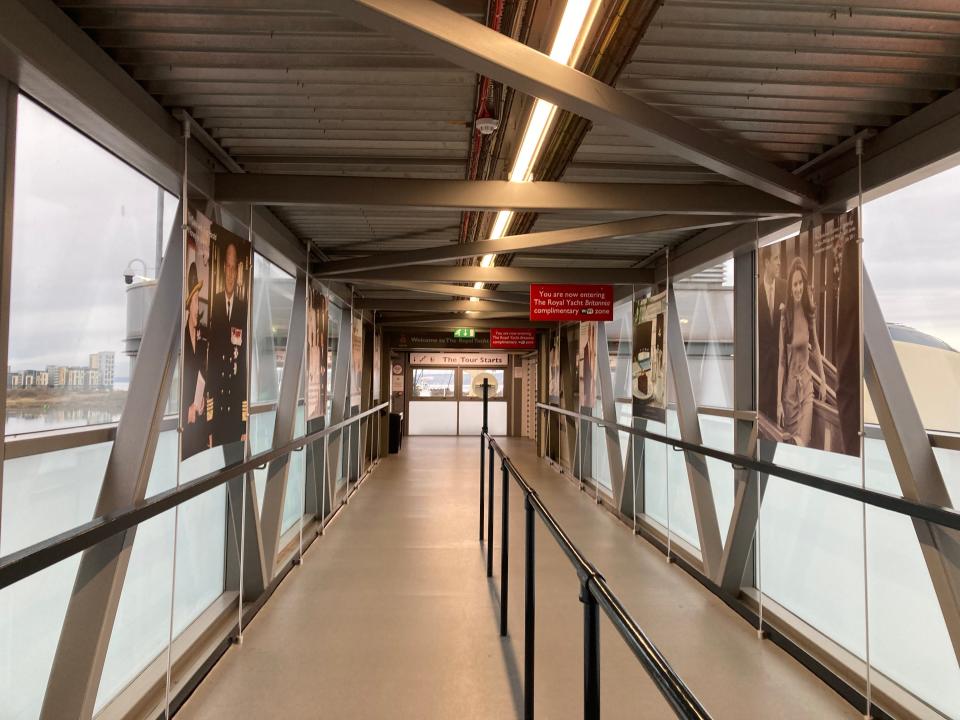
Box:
9;98;177;379
863;163;960;351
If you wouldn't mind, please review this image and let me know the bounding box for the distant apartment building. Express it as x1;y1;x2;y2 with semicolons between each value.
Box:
89;351;115;389
67;367;86;387
7;352;115;390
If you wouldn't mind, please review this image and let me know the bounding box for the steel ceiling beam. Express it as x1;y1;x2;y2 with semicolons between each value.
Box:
356;298;525;313
323;0;818;207
338;265;653;284
379;316;549;329
355;279;528;304
214;174;798;215
316;215;758;276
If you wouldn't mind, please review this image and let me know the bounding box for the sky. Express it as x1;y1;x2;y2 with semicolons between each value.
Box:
6;95;960;385
8;97;177;379
863;163;960;351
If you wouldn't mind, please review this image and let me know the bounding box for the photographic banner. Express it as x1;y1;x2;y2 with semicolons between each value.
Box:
530;284;613;322
306;283;328;422
490;327;536;349
181;207;251;460
548;332;560;403
632;290;667;421
757;209;860;456
578;322;597;408
350;312;363;408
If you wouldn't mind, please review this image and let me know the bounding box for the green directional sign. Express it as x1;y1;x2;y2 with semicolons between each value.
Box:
452;327;476;338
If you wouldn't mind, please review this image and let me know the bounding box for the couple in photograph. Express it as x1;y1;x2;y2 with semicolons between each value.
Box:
759;251;825;447
758;211;860;456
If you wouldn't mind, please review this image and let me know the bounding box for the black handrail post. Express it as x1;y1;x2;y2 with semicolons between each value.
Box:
581;579;600;720
480;439;485;542
480;379;489;542
486;439;495;577
500;457;510;637
524;495;535;720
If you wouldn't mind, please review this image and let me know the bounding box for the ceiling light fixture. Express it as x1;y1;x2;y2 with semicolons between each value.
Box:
475;0;598;290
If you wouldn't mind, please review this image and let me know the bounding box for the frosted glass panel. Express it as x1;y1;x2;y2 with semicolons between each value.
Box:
459;401;507;436
699;415;735;538
250;410;277;510
0;441;111;718
282;405;307;534
408;401;457;435
758;442;866;657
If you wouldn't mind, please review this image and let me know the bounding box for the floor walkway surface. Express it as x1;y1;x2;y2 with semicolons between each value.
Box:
178;437;858;719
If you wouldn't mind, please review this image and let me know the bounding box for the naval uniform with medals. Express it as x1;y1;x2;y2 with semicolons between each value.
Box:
209;286;247;446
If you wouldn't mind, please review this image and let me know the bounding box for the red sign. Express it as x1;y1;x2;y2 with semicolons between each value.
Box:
490;328;537;350
529;284;613;322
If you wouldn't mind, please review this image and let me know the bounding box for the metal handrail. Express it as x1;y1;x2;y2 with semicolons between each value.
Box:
0;402;390;590
536;403;960;532
478;378;710;719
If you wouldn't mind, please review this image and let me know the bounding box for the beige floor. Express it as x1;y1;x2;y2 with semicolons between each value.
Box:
178;436;858;719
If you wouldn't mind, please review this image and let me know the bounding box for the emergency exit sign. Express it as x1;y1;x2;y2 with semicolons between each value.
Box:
452;328;475;338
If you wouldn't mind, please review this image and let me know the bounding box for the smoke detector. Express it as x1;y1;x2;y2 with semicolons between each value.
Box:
476;115;500;135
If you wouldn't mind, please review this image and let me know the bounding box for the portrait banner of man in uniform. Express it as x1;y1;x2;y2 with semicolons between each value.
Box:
181;207;252;461
306;283;328;422
757;210;860;457
632;290;666;422
181;207;212;460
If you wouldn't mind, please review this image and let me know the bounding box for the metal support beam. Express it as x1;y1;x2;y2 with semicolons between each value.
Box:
41;204;184;719
324;0;817;207
259;270;307;578
377;316;549;330
357;279;527;304
0;79;16;552
666;285;723;578
818;87;960;208
718;251;763;592
339;266;653;285
355;298;525;314
316;216;758;276
658;217;798;283
215;174;799;215
596;322;625;503
863;271;960;664
325;303;352;508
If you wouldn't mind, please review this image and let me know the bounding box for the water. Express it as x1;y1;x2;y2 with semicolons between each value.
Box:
5;406;122;435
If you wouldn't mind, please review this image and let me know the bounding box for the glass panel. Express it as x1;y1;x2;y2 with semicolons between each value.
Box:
863;163;960;434
6;96;177;435
699;414;735;537
758;472;867;659
0;442;110;718
250;255;294;404
411;368;455;398
282;404;307;534
250;409;277;510
664;410;700;549
97;430;226;710
674;269;735;409
460;368;504;399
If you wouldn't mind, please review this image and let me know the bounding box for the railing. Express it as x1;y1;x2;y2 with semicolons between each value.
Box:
478;382;712;720
535;403;960;532
0;401;390;590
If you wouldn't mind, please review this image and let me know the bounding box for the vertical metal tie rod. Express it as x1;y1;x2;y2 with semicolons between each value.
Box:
480;378;488;541
500;457;510;637
524;495;535;720
487;439;495;578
